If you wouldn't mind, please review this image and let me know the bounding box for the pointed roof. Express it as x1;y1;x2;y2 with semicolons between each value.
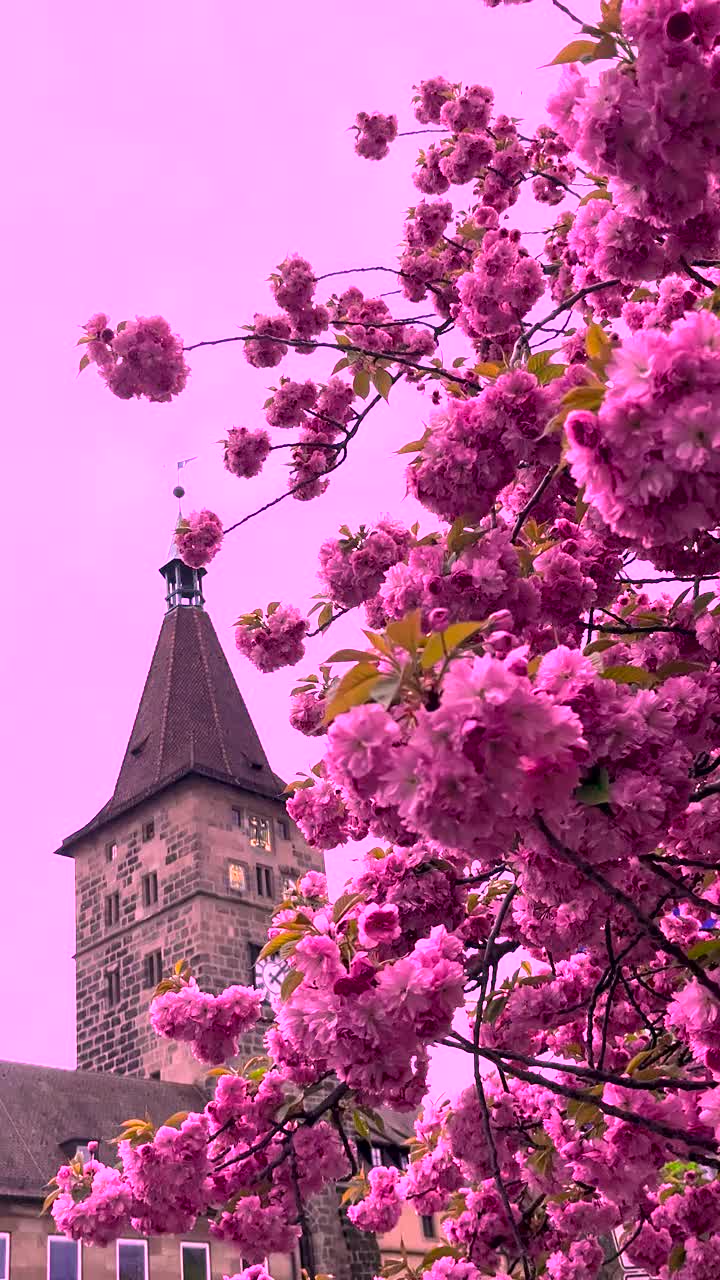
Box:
56;553;284;856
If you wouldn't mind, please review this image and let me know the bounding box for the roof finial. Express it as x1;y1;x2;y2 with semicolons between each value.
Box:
173;456;197;515
161;458;205;612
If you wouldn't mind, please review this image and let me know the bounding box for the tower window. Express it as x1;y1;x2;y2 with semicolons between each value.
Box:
141;872;158;907
105;841;118;863
277;818;290;841
231;807;243;829
248;814;272;850
117;1239;148;1280
106;969;120;1007
104;892;120;927
48;1237;80;1280
143;950;163;989
228;861;248;893
0;1232;9;1280
256;864;273;899
181;1242;210;1280
421;1215;436;1240
248;942;262;986
142;819;155;843
370;1146;384;1167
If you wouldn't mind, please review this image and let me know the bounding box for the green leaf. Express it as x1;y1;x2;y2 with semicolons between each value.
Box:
326;649;373;664
575;766;611;806
527;349;557;375
353;369;371;399
333;890;366;923
536;362;567;385
323;661;381;725
575;486;590;524
258;930;303;961
483;994;509;1023
280;968;303;1001
386;610;422;654
560;382;606;413
78;353;90;373
547;38;602;64
578;188;613;206
655;660;705;679
420;621;484;670
162;1111;189;1129
687;938;720;962
421;1247;458;1268
583;638;615;656
474;361;502;379
352;1110;371;1139
669;1244;686;1274
369;674;401;709
693;591;716;616
206;1066;237;1079
372;367;393;401
396;430;431;456
332;358;350;375
602;664;655;687
41;1187;62;1215
317;603;334;631
584;322;610;362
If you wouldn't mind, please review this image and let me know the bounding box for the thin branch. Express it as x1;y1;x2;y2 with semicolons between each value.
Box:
511;465;560;543
536;817;720;1004
680;257;716;291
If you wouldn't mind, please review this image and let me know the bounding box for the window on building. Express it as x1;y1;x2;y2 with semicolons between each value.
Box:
181;1242;210;1280
231;807;243;829
142;820;155;843
105;841;118;863
281;873;296;898
256;864;273;899
143;950;163;989
277;818;290;841
117;1240;148;1280
248;814;272;851
421;1215;436;1240
106;969;120;1007
228;861;248;893
48;1236;81;1280
149;1070;161;1081
370;1145;384;1167
141;872;158;907
104;892;120;927
0;1233;9;1280
248;942;262;986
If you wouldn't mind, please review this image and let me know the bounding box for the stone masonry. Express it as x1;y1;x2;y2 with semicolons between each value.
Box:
74;775;323;1082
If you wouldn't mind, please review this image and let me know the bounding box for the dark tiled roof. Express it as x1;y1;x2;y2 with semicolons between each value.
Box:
0;1060;204;1199
57;606;284;855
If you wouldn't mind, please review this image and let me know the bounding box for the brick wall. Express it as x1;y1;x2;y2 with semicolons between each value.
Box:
73;775;324;1081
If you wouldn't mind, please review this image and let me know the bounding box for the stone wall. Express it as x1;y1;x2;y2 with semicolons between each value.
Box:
73;775;324;1082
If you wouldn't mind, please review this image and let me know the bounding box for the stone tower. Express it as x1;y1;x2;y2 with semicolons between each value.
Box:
55;531;325;1084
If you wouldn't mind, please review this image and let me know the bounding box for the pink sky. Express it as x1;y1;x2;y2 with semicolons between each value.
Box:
1;0;591;1092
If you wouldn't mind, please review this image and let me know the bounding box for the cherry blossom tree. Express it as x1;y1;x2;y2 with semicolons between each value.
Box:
55;1;720;1276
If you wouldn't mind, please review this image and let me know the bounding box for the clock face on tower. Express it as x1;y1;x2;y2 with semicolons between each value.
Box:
254;952;293;1004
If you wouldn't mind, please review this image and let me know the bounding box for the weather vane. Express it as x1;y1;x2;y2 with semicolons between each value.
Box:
173;457;197;508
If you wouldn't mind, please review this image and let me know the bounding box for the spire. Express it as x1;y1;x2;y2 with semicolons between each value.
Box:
160;482;206;611
55;484;284;856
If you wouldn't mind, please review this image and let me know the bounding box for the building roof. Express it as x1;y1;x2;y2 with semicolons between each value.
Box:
57;603;285;856
0;1060;204;1200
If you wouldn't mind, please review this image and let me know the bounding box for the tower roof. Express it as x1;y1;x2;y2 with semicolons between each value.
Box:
56;536;284;856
